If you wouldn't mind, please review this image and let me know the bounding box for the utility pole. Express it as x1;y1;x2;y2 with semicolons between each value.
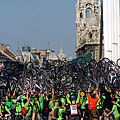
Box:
99;0;103;60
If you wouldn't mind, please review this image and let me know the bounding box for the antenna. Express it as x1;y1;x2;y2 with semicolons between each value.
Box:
18;41;20;50
27;41;29;46
32;41;35;49
48;42;50;50
60;46;63;53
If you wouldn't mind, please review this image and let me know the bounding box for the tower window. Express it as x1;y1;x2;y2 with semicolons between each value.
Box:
89;32;92;38
80;12;83;18
86;8;92;18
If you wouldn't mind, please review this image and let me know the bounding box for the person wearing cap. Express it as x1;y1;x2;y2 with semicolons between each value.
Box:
80;93;87;120
15;95;23;119
66;90;80;120
106;98;120;120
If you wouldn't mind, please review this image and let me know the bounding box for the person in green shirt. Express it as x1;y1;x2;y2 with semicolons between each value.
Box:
15;96;23;120
60;96;68;120
57;101;65;120
66;91;80;120
97;94;106;120
0;99;11;118
48;94;55;120
5;96;13;111
39;93;45;111
107;98;120;120
80;95;87;120
32;95;40;120
22;91;32;120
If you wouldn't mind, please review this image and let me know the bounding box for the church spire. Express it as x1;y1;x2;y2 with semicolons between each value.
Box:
32;41;35;49
48;42;50;50
60;46;63;53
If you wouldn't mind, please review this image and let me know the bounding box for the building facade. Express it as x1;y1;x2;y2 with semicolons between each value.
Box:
75;0;104;61
0;44;17;62
103;0;120;62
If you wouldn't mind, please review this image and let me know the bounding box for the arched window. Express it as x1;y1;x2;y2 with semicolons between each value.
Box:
89;32;92;38
86;8;92;18
80;12;83;18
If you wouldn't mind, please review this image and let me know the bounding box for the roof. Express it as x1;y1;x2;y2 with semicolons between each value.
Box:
0;44;17;61
71;53;92;66
46;49;59;60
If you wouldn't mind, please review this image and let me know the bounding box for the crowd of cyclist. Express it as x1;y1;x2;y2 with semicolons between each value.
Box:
0;58;120;120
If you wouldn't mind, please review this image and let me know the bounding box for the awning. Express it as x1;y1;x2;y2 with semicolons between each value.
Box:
71;53;92;66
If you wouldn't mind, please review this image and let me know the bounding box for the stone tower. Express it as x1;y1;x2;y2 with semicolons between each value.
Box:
75;0;104;61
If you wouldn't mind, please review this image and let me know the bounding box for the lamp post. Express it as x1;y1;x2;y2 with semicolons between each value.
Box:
99;0;103;60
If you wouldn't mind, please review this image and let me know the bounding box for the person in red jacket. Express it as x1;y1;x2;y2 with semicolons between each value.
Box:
88;84;100;120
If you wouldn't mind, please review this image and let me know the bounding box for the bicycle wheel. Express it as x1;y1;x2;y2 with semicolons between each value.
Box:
116;58;120;67
107;70;117;84
60;73;73;87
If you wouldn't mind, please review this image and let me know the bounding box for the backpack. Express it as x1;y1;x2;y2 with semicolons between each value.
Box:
53;108;59;118
21;107;28;115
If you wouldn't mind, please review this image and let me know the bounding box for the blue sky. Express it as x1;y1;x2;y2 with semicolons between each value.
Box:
0;0;77;59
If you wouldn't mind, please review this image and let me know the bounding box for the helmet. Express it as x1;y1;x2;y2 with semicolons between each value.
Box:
17;96;21;101
71;95;76;100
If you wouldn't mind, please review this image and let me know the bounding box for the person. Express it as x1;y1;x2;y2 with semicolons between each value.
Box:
97;93;106;120
66;90;80;120
22;91;31;120
5;96;13;111
103;86;113;120
57;101;65;120
48;88;55;120
88;84;100;120
15;95;23;120
80;93;87;120
32;94;40;120
0;98;11;118
61;96;68;120
44;93;52;120
106;98;120;120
